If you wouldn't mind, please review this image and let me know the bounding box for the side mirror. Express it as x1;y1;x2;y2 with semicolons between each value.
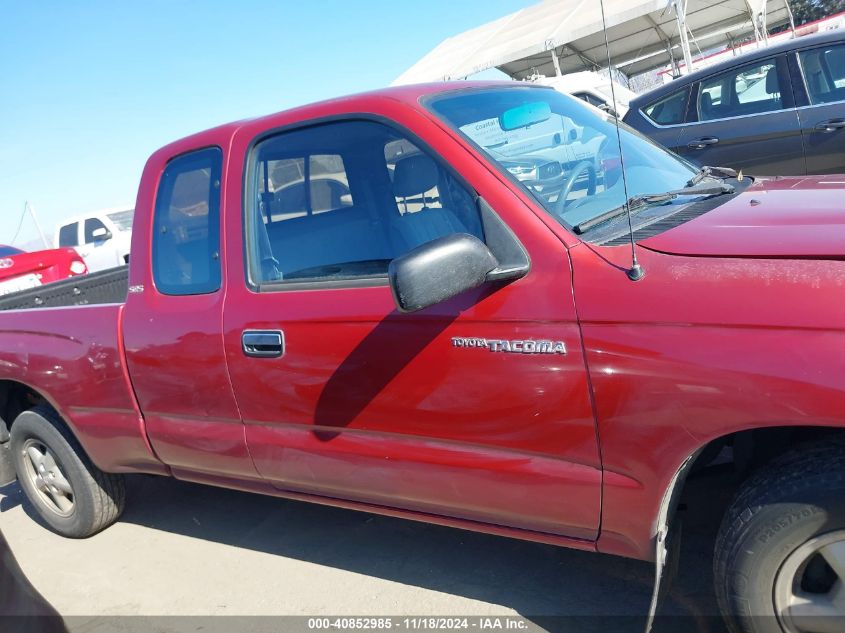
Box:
388;234;498;313
92;227;112;240
598;103;619;118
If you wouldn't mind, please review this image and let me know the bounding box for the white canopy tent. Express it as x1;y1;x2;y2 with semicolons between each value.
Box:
392;0;795;84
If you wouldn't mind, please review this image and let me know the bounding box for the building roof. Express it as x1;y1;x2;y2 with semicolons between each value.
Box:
393;0;793;84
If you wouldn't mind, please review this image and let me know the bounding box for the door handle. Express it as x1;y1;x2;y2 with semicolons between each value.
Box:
814;119;845;133
242;330;284;358
687;137;720;149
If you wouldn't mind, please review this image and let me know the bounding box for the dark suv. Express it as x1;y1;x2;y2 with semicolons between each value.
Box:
623;29;845;175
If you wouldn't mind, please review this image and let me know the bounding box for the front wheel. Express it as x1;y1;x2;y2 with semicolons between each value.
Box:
10;406;125;538
714;441;845;633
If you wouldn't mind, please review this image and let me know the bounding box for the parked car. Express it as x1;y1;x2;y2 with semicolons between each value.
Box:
623;29;845;175
0;245;87;297
1;82;845;633
534;70;637;117
54;207;134;272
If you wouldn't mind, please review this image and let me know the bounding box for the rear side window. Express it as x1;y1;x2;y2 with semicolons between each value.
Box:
84;218;108;243
152;147;223;296
698;59;782;121
58;223;78;247
799;44;845;105
642;88;690;125
573;91;606;108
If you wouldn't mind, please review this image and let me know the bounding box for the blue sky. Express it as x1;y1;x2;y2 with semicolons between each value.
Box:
0;0;522;248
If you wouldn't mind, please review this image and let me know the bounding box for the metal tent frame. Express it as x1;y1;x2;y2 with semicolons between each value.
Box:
393;0;795;85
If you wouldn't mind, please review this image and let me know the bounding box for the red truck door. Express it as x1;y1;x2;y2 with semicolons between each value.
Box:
222;112;601;540
123;145;256;481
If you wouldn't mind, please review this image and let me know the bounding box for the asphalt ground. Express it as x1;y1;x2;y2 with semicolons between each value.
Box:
0;468;736;633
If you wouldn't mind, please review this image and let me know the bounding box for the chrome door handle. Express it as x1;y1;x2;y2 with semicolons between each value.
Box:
814;119;845;133
242;330;284;358
687;137;720;149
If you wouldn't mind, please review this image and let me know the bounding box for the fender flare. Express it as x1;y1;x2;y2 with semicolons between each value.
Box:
645;448;702;633
0;380;87;464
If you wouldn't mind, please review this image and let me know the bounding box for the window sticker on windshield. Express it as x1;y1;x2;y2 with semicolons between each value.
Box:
460;116;569;156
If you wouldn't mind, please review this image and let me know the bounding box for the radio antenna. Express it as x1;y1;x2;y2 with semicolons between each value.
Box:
599;0;644;281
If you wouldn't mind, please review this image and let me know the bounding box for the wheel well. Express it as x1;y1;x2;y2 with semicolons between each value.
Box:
686;426;845;480
670;425;845;542
0;380;50;442
649;425;845;615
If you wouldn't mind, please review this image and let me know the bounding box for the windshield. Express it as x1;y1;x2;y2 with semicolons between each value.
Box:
0;246;24;257
106;209;134;231
427;87;697;231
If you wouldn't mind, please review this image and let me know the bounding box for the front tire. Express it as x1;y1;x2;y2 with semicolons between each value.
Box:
714;441;845;633
10;406;125;538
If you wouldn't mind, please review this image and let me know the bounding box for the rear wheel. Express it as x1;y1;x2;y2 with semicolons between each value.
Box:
714;441;845;633
10;406;125;538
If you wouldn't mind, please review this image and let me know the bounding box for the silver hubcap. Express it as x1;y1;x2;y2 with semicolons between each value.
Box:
775;529;845;633
21;439;74;517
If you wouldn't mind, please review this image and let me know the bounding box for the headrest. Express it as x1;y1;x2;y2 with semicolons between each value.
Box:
393;154;439;198
700;91;713;112
765;67;779;94
803;54;823;74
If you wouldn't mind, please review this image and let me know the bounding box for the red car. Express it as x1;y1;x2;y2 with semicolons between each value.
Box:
0;245;87;296
0;82;844;632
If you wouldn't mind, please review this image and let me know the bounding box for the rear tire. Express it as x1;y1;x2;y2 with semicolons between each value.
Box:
714;440;845;633
10;406;125;538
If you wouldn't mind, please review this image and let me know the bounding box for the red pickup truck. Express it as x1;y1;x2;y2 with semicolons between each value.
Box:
1;83;843;633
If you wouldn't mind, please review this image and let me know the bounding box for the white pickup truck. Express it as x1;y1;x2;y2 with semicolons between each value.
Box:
533;70;638;118
54;208;134;272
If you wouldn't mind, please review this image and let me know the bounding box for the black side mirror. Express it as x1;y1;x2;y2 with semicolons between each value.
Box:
598;103;619;118
388;234;498;313
388;199;530;313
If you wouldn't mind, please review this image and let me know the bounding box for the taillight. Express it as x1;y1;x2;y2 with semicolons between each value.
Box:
69;260;87;275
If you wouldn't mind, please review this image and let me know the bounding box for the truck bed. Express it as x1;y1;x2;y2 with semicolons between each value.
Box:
0;266;128;312
0;295;159;473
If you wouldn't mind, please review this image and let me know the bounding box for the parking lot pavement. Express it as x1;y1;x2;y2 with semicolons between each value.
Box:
0;471;733;633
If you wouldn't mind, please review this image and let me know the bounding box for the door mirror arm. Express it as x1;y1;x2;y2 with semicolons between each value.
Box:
477;197;530;281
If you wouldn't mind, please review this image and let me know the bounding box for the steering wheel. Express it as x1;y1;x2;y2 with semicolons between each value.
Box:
553;160;597;216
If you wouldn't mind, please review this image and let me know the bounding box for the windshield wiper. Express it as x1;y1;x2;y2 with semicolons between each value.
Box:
573;181;735;234
686;165;738;187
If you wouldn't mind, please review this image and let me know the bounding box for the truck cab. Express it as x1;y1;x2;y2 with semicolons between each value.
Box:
55;207;134;272
533;70;637;117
